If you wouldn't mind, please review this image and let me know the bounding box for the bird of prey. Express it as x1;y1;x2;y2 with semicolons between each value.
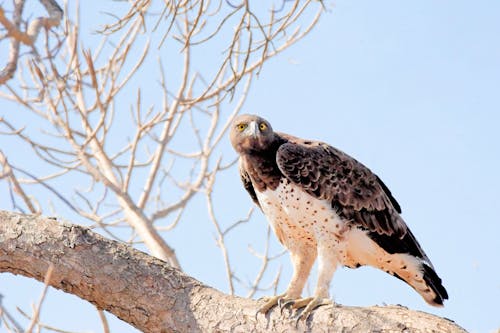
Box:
230;114;448;319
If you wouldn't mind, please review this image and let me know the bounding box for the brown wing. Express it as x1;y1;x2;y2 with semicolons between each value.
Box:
239;159;260;208
275;135;406;237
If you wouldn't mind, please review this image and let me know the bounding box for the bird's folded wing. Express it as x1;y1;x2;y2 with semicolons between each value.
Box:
275;135;406;238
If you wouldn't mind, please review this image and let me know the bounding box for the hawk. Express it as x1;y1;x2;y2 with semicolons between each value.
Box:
230;114;448;319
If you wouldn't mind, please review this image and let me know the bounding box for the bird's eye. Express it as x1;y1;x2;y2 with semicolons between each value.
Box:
237;123;247;132
259;123;268;131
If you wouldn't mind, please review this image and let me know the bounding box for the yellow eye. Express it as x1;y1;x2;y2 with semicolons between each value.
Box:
237;123;247;132
259;123;267;131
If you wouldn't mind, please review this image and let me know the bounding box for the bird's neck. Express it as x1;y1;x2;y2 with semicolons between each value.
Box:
242;135;286;192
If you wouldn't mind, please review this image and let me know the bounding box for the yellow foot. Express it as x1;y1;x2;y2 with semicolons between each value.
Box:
286;297;333;322
256;293;299;318
256;294;283;315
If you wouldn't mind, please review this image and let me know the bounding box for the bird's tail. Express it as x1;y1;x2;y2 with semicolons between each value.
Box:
344;228;448;306
419;262;449;306
390;255;449;306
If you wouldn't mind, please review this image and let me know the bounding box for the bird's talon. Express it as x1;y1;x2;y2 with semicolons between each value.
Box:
295;313;304;327
295;310;314;327
277;297;286;309
292;297;333;322
279;299;295;315
256;294;286;316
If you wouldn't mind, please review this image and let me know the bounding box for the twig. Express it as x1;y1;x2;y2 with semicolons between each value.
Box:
25;264;54;333
97;309;110;333
0;150;37;213
0;294;23;333
0;0;63;84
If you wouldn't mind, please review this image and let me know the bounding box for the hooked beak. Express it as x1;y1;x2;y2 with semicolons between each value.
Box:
247;121;259;138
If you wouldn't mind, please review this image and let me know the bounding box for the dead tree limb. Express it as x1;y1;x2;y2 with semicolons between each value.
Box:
0;210;466;332
0;0;63;84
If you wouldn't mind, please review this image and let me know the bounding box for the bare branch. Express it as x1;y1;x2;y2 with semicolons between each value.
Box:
0;150;37;214
0;294;23;333
205;159;235;295
0;1;25;84
0;211;468;333
0;0;63;84
0;1;325;321
25;264;54;333
97;309;110;333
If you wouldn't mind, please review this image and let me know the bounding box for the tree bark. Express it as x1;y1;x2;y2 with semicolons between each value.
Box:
0;210;466;333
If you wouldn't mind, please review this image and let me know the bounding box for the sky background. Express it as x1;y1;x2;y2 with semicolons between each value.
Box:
1;1;499;332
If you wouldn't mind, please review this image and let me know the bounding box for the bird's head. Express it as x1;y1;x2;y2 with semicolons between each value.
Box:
230;114;275;154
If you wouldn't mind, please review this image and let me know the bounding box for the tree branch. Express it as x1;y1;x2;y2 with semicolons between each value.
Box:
0;0;63;84
0;210;466;332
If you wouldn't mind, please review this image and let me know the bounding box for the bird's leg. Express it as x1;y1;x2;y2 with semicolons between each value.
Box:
288;245;337;321
257;248;316;315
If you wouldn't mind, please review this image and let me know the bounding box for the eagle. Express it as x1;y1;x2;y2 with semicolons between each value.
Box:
230;114;448;319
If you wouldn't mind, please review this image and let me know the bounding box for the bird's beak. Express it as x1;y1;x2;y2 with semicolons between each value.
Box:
248;121;259;138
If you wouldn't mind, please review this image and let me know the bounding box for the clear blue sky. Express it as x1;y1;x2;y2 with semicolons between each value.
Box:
1;1;499;332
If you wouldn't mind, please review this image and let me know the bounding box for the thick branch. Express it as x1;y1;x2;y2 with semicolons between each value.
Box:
0;211;466;332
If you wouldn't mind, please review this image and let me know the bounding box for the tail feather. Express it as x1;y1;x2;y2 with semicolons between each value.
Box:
391;256;448;307
345;228;448;307
422;263;449;305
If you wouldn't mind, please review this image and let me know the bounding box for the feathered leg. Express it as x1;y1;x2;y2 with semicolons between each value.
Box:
284;243;336;320
257;246;316;314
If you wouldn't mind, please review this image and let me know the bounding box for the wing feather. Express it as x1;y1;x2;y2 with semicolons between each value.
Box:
275;135;406;237
239;159;260;208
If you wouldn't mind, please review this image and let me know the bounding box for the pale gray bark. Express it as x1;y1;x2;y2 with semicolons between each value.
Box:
0;210;467;333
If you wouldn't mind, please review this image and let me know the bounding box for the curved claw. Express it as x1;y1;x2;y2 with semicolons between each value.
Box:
294;306;316;327
254;310;259;321
277;297;286;309
291;297;333;324
255;294;284;318
295;313;308;327
279;299;296;315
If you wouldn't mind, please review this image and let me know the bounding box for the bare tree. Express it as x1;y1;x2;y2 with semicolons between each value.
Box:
1;0;320;267
0;1;468;332
0;0;325;330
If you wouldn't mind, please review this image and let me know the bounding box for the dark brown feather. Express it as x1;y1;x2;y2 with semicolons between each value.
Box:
237;134;286;205
367;227;432;268
239;165;260;208
275;132;406;237
232;115;447;305
273;133;442;285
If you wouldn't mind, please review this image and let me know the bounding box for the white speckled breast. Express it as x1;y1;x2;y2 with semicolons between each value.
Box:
255;178;347;251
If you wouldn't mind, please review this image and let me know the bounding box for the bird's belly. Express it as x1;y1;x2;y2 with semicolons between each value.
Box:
255;181;347;250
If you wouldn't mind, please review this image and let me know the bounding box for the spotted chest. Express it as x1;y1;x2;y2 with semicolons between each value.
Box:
255;178;348;252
